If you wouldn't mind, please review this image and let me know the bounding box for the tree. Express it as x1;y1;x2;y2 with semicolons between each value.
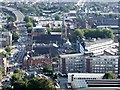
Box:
27;28;32;33
47;28;52;34
54;15;60;21
13;80;27;90
24;16;31;23
26;22;33;29
12;31;19;42
72;28;114;41
103;72;117;79
53;27;62;32
5;46;12;53
11;69;24;87
7;16;15;23
43;66;52;74
73;29;84;40
27;77;55;90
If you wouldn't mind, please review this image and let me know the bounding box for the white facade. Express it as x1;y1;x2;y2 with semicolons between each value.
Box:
68;73;104;83
85;39;116;56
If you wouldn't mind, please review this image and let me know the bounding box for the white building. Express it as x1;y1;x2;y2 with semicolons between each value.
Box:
85;39;116;56
68;73;104;83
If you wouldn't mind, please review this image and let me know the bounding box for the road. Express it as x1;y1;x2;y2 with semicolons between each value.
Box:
0;6;25;22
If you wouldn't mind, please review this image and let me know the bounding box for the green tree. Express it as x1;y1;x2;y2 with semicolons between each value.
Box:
54;15;60;21
103;72;117;79
5;46;12;52
73;29;84;40
11;69;24;86
72;28;114;40
27;77;55;90
13;80;27;90
53;27;62;32
43;66;52;73
24;16;31;23
7;16;15;23
26;22;33;29
47;28;52;34
12;31;19;42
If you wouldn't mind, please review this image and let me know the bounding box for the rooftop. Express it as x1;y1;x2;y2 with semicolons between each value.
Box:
32;55;46;60
59;53;83;58
68;73;104;77
85;39;113;47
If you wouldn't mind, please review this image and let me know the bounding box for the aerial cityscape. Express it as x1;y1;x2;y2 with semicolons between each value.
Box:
0;0;120;90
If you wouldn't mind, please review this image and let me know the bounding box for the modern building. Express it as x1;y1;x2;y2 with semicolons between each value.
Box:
59;53;119;74
59;53;85;74
71;81;120;90
85;56;119;74
84;39;116;56
68;73;104;83
68;73;120;90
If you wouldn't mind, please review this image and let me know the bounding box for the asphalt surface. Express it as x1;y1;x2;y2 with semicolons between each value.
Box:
0;6;25;22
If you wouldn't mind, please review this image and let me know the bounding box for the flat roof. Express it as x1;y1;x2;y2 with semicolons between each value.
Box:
97;25;119;28
50;32;62;35
32;55;46;59
85;39;113;47
68;73;104;76
59;53;83;58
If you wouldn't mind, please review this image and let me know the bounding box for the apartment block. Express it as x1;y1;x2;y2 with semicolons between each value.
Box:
59;54;119;74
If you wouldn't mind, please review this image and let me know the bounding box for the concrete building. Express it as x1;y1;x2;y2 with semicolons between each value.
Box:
0;32;12;47
59;53;85;74
86;56;119;74
68;73;104;83
59;53;119;74
68;73;120;90
84;39;116;56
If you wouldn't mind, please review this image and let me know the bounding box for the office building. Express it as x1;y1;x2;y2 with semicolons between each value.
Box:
59;53;85;74
59;54;119;74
